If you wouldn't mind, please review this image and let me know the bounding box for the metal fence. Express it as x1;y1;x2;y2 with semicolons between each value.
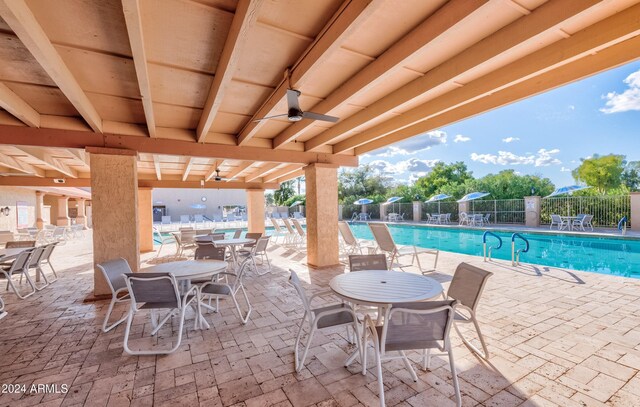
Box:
540;195;630;228
467;199;525;224
422;202;459;222
383;203;414;220
340;204;381;220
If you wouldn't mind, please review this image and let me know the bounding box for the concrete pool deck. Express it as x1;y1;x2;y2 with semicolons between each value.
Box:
1;232;639;406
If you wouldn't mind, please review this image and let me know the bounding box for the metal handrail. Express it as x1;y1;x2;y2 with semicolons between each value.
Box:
511;233;529;266
482;231;502;262
618;216;627;235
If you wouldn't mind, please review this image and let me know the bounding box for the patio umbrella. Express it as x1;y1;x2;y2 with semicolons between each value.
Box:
426;193;451;214
457;192;490;203
289;200;303;207
383;196;402;204
544;185;590;198
353;198;374;205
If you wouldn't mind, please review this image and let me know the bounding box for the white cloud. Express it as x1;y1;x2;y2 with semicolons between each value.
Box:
409;172;428;184
560;167;571;172
369;158;440;174
600;68;640;113
453;134;471;143
470;148;561;167
502;137;520;143
371;130;447;157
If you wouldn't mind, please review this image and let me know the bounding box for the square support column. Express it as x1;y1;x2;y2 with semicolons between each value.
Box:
75;198;87;228
305;163;339;268
413;201;422;222
35;191;44;229
56;196;69;226
246;189;265;234
138;188;154;253
524;196;541;227
631;192;640;231
89;148;139;297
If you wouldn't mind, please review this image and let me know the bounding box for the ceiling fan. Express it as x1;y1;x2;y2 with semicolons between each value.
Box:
206;168;233;182
254;88;339;123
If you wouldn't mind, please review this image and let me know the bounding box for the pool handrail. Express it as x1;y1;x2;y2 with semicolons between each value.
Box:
482;231;502;262
511;233;529;266
618;216;627;235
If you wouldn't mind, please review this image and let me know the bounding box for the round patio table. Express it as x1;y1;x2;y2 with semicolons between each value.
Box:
0;247;31;261
214;238;255;266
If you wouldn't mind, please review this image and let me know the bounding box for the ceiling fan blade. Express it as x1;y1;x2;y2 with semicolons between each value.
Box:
286;88;301;110
253;113;289;122
302;111;339;123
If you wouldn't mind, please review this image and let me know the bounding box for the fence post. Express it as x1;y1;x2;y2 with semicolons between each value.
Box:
412;201;421;222
380;203;387;221
631;193;640;231
524;196;541;227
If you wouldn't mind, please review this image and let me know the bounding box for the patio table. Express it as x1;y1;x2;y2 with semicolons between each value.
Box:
329;270;443;366
0;247;30;261
561;216;578;231
214;238;255;266
141;259;227;329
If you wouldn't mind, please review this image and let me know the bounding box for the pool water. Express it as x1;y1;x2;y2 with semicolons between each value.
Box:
348;223;640;278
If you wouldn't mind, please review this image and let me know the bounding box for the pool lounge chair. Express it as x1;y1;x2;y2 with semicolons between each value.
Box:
291;218;306;246
368;223;438;274
338;221;374;255
154;228;175;258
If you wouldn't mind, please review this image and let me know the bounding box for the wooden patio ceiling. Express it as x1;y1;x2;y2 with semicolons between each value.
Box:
0;0;638;189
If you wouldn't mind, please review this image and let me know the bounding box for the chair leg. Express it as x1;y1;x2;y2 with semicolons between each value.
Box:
7;272;36;299
46;261;58;282
448;349;462;407
297;323;316;373
33;266;49;291
454;316;490;360
102;297;129;332
375;346;385;407
293;313;307;371
232;286;252;324
400;351;418;382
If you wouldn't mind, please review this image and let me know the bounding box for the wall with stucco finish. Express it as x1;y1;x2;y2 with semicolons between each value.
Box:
0;187;36;232
305;164;339;268
152;188;246;220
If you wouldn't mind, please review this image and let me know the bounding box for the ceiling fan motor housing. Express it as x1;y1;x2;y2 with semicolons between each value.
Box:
288;108;303;121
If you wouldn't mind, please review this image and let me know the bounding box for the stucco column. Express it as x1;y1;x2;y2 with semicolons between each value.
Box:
459;201;469;216
380;203;387;221
305;163;339;268
56;196;70;226
413;201;421;222
35;191;44;229
630;192;640;231
246;189;265;234
138;188;153;253
75;198;87;228
89;148;139;297
524;196;541;227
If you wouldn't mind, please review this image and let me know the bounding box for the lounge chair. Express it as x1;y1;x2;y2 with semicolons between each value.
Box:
288;270;360;372
550;214;567;230
179;215;191;226
161;215;172;225
193;214;205;226
363;300;461;407
272;212;280;219
338;221;374;255
198;257;252;324
368;223;438;274
123;272;199;355
269;217;287;244
232;229;242;239
291;219;306;246
96;258;131;332
572;214;594;231
281;218;298;245
154;228;175;258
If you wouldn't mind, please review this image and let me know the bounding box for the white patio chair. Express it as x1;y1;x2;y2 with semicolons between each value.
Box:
39;243;59;282
445;213;452;223
154;228;176;258
473;214;484;227
25;246;50;291
288;270;360;372
251;236;272;274
368;223;438;274
193;214;205;226
175;230;197;257
123;272;199;355
572;214;594;231
269;217;287;244
96;258;131;332
362;300;461;407
1;249;36;299
338;221;374;255
281;218;298;246
161;215;172;226
424;214;434;224
291;218;306;246
179;215;191;227
483;213;491;225
458;212;469;225
550;214;567;230
198;257;252;324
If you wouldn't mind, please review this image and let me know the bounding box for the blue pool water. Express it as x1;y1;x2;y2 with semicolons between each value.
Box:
349;223;640;278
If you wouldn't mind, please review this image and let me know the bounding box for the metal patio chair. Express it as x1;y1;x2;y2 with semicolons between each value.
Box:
39;242;59;282
238;235;271;275
96;258;131;332
348;254;388;271
154;227;175;258
198;257;252;324
2;249;36;299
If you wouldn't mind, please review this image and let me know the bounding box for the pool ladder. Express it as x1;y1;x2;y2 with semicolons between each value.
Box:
482;231;502;262
511;233;530;266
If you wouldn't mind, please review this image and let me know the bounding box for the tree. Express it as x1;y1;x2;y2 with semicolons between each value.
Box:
468;170;555;199
622;161;640;192
414;161;473;199
338;165;392;204
273;180;295;205
386;184;423;202
572;154;626;194
265;192;275;206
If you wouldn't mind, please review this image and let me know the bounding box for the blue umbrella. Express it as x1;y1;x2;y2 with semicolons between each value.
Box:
426;194;451;202
354;198;374;205
383;196;402;205
289;200;303;208
544;185;590;198
457;192;490;203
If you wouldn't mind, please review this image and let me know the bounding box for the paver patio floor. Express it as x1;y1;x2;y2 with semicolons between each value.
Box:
1;233;639;406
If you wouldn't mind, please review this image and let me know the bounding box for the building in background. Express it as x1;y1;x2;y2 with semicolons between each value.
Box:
152;188;246;222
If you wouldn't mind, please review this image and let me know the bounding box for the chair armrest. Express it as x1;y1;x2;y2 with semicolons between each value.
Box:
308;290;336;304
312;303;356;321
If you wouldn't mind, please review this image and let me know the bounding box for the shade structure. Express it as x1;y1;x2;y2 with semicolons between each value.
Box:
354;198;374;205
383;196;402;205
457;192;490;203
289;200;303;207
544;185;590;198
426;194;451;202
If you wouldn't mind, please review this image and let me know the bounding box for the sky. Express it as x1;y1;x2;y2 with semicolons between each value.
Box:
361;60;640;187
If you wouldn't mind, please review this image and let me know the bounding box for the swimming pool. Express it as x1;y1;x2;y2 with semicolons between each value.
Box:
348;223;640;278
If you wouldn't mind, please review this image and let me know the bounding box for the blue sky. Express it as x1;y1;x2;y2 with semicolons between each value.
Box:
361;60;640;186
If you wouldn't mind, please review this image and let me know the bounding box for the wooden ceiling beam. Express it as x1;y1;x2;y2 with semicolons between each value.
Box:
225;161;254;182
244;162;280;183
276;169;305;184
0;152;45;177
236;0;380;145
122;0;157;138
182;157;194;181
272;0;488;149
197;0;263;143
357;33;640;155
14;146;78;178
204;159;219;181
0;0;103;133
152;155;162;180
304;0;604;152
336;3;640;153
0;126;359;166
263;164;304;183
0;82;40;127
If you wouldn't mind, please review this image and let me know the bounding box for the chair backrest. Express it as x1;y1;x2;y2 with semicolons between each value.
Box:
244;232;262;247
180;215;190;223
194;214;204;222
338;221;357;246
358;213;368;221
254;236;270;253
232;229;242;239
195;228;212;236
382;300;456;353
161;215;172;224
282;218;295;234
27;246;46;267
241;213;248;221
349;254;388;271
5;240;36;248
194;244;226;260
291;219;305;236
270;217;283;232
272;212;280;219
459;212;467;220
96;258;132;294
41;242;57;262
447;262;493;312
210;233;225;241
368;223;397;253
7;249;33;273
288;270;311;314
551;214;562;223
181;230;196;244
125;272;180;308
583;214;593;224
179;227;194;232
